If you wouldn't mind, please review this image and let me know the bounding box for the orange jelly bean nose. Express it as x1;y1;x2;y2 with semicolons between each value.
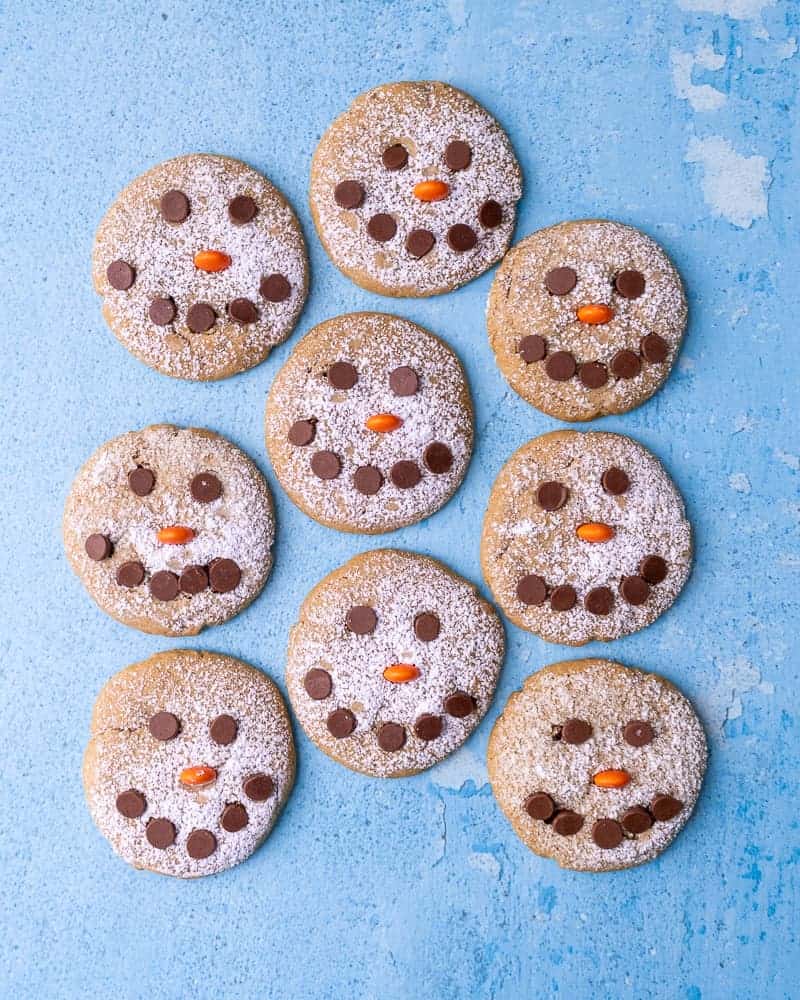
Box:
383;663;420;684
157;525;195;545
576;303;614;325
365;413;403;433
194;249;231;273
180;765;217;788
413;179;450;202
576;522;615;543
593;769;631;789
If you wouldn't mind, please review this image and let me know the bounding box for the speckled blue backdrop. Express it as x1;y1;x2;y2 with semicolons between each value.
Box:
1;1;798;997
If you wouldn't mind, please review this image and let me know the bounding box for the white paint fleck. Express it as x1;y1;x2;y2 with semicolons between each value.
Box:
685;135;770;228
730;304;749;326
671;47;727;111
775;449;800;471
678;0;775;19
710;655;774;732
779;553;800;568
729;472;751;493
431;746;489;791
678;355;696;372
468;851;501;879
776;37;797;60
733;413;754;433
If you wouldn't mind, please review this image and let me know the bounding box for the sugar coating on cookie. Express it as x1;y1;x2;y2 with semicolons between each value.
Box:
487;220;687;421
286;549;504;777
265;312;473;533
481;431;691;645
310;81;522;297
488;659;706;871
83;650;295;878
93;154;308;380
63;424;274;636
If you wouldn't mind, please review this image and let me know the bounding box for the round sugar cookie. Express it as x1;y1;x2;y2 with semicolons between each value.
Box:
487;220;687;421
83;650;295;878
488;658;707;871
265;312;473;534
286;549;504;777
93;154;308;380
481;431;691;645
63;424;274;636
310;81;522;297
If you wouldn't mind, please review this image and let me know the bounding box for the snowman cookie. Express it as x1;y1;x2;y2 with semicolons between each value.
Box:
488;659;707;871
83;650;295;878
63;424;274;636
310;81;522;297
93;154;308;380
487;220;687;421
481;431;691;645
265;312;473;533
286;549;504;778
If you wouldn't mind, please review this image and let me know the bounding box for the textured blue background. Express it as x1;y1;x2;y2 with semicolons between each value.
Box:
1;1;798;997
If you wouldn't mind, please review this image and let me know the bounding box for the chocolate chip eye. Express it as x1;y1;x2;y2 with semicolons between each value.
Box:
561;718;593;744
389;365;419;396
228;195;258;225
148;711;180;741
615;269;646;299
537;481;568;511
623;720;654;747
128;467;155;497
190;472;222;503
544;267;577;295
346;605;377;635
327;361;358;390
210;714;238;745
382;144;408;171
601;467;630;495
414;612;440;641
160;189;190;223
444;140;472;171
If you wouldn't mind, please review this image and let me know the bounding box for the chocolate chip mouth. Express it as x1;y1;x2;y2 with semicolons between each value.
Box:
518;332;670;387
304;441;455;495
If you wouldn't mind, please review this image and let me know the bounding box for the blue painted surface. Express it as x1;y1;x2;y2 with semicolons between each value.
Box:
1;1;798;997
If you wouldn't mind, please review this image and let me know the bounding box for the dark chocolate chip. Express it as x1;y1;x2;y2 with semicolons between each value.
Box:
85;533;112;561
651;794;683;822
190;472;222;503
220;803;249;833
186;829;217;860
334;180;364;209
592;818;624;849
610;349;642;379
545;351;576;381
552;810;584;836
146;817;176;849
447;223;477;252
128;467;155;496
622;806;653;835
390;460;421;489
377;722;406;752
579;361;609;389
537;481;568;511
107;260;135;290
288;419;316;446
149;296;176;325
423;442;453;475
311;450;341;480
209;558;241;594
414;714;443;741
641;333;669;363
545;267;577;295
243;773;274;801
116;789;146;819
228;297;259;324
353;465;383;495
210;714;238;746
640;554;668;585
602;467;630;495
444;140;471;171
346;605;377;635
550;585;577;612
304;668;332;700
179;564;208;595
260;273;291;302
149;711;180;741
406;228;435;259
615;269;645;299
524;792;555;822
518;335;547;364
382;144;408;171
327;361;358;389
516;574;546;606
444;691;475;718
117;560;145;588
186;303;216;334
228;195;258;225
623;720;655;747
585;586;614;615
327;708;356;739
149;570;179;602
389;365;418;396
414;612;441;642
478;199;502;228
160;189;190;223
620;575;650;606
367;213;397;242
562;718;593;745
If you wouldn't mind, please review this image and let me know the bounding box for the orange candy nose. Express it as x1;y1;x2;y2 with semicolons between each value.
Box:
576;303;614;325
593;769;631;789
180;765;217;788
413;179;450;202
383;663;420;684
576;522;615;543
194;249;231;272
157;525;195;545
365;413;403;433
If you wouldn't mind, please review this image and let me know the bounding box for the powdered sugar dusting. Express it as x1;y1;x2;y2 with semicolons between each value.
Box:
310;82;522;296
286;549;504;778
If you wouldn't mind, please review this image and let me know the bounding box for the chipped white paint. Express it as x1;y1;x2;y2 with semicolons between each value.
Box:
671;47;727;111
468;851;501;878
729;472;751;493
775;449;800;471
734;413;754;433
685;135;770;228
431;746;489;791
678;0;775;19
776;37;797;60
711;655;774;731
